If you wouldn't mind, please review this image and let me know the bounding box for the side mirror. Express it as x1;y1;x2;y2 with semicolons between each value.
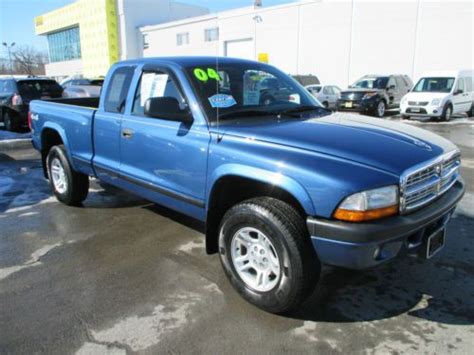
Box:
144;97;193;123
454;89;463;95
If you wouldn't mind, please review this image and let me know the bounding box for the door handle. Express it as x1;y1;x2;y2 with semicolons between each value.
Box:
122;129;134;139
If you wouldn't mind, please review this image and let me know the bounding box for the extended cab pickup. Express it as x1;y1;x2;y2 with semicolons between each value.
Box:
30;57;465;313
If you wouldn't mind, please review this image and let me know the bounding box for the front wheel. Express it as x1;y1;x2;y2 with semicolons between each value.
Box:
373;100;386;118
401;114;410;120
46;145;89;206
441;103;452;121
218;197;320;314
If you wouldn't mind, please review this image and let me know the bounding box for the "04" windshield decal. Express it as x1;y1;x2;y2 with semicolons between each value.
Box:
194;68;221;82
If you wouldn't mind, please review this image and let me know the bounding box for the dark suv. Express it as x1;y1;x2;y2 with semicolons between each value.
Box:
337;75;413;117
0;77;63;131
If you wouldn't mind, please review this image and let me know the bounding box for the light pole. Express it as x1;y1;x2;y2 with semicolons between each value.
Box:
2;42;16;75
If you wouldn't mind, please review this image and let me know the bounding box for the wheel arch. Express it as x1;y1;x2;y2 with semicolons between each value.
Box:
205;168;315;254
40;125;70;178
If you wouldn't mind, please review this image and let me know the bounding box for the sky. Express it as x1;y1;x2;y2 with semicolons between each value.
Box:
0;0;294;57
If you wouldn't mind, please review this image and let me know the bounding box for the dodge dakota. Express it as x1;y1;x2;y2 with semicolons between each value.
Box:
30;57;465;313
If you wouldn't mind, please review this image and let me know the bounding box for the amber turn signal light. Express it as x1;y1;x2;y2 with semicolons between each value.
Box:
334;205;398;222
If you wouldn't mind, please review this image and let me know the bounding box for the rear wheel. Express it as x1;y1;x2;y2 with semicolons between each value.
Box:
46;145;89;206
4;111;21;132
218;197;320;314
401;114;410;120
467;104;473;117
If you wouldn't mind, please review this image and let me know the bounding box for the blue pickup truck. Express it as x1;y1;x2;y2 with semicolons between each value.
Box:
30;57;465;313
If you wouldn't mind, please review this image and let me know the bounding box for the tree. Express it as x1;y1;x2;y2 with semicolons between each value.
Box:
11;45;48;75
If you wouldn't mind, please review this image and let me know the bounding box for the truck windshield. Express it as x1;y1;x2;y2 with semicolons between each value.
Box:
184;62;323;122
351;76;388;89
413;77;455;93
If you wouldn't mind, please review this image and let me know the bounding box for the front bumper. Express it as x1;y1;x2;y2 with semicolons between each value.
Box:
400;104;443;117
337;98;377;113
307;179;465;269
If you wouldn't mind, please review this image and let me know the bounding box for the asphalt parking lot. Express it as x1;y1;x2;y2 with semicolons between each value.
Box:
1;115;473;354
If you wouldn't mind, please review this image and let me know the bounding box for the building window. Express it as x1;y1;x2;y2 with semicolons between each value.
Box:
47;26;81;63
143;33;149;50
204;27;219;42
177;32;189;46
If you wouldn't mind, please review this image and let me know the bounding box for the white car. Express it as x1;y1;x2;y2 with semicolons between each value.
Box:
400;70;474;121
305;84;341;109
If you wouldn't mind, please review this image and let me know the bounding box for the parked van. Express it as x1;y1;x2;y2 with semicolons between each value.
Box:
400;70;474;121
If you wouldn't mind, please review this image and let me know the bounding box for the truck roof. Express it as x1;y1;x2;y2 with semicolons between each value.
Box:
117;56;264;68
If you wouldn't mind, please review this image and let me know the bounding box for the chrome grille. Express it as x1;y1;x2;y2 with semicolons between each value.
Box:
400;150;461;213
408;101;429;106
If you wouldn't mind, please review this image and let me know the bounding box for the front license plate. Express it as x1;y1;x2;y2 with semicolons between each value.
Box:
411;108;420;112
426;228;445;259
345;102;353;108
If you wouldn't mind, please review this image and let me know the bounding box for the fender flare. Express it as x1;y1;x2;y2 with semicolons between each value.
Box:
207;163;316;216
40;122;76;170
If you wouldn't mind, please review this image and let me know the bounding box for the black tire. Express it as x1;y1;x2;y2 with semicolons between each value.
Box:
322;101;329;109
373;100;386;118
46;145;89;206
401;114;410;120
440;103;452;121
467;104;474;118
4;111;21;132
261;95;275;106
218;197;320;314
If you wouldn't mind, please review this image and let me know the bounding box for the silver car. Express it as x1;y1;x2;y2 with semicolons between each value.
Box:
306;84;341;109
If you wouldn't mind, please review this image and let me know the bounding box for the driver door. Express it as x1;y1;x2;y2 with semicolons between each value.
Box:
119;66;210;215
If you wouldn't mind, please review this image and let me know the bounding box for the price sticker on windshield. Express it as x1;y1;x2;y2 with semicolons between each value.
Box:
194;68;221;82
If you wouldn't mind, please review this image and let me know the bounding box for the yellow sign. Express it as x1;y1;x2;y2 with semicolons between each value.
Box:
35;16;44;27
258;53;269;64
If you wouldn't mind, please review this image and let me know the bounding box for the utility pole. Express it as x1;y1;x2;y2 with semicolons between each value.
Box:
2;42;16;75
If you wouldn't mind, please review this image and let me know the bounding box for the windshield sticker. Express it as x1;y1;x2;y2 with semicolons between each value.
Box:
208;94;237;108
194;68;221;82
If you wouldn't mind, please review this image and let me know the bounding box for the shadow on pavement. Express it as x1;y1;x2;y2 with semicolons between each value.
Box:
291;210;474;326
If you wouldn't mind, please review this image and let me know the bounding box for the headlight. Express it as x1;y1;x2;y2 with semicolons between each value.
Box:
431;99;441;106
334;185;399;222
401;96;408;104
362;92;378;100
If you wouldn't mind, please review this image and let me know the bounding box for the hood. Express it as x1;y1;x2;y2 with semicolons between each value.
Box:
340;88;381;100
218;112;456;175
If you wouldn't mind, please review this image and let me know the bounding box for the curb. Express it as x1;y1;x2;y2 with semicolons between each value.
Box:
0;139;32;151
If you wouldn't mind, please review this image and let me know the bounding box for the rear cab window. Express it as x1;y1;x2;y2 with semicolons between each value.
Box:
104;66;136;113
17;80;63;98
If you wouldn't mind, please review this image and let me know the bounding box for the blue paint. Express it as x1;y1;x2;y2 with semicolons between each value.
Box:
29;56;461;266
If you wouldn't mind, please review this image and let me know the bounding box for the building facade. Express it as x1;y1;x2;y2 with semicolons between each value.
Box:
140;0;473;87
35;0;208;79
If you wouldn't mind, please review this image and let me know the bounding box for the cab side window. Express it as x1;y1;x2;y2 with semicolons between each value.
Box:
456;78;465;93
104;66;136;113
132;71;186;116
387;77;397;89
465;77;473;93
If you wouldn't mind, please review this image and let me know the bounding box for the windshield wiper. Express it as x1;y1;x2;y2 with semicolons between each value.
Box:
278;105;327;117
218;109;277;120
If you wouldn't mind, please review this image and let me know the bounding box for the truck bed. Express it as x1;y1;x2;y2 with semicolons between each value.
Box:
30;98;98;176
